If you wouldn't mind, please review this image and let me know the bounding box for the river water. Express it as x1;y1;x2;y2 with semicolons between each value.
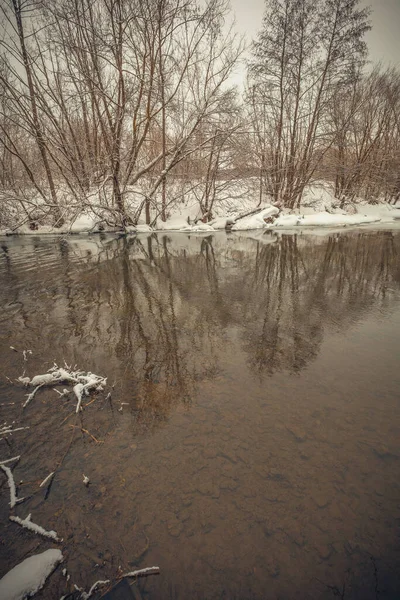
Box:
0;229;400;599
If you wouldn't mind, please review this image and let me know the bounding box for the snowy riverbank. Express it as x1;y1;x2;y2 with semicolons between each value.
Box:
1;184;400;237
1;203;399;237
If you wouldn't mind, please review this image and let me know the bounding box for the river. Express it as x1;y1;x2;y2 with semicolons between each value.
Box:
0;229;400;599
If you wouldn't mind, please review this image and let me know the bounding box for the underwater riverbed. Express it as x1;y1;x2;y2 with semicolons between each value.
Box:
1;229;400;599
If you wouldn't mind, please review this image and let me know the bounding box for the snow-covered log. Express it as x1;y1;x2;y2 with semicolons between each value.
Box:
9;514;60;541
0;549;63;600
21;365;107;412
74;376;106;413
29;373;58;387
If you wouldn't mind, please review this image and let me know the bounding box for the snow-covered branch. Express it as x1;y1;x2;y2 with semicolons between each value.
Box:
10;514;61;541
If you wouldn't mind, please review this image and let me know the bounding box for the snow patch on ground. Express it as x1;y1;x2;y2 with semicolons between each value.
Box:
0;549;63;600
274;212;382;228
70;214;98;233
231;206;279;230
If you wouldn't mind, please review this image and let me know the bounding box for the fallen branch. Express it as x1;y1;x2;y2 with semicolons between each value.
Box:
0;464;25;508
0;425;30;436
124;567;160;578
10;514;61;541
23;384;44;408
69;425;103;444
74;376;106;413
80;579;110;599
21;365;107;413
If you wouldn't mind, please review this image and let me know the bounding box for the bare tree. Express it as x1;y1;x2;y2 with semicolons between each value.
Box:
328;66;400;205
248;0;371;209
0;0;242;227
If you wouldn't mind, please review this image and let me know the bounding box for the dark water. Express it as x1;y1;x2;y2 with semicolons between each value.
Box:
1;230;400;599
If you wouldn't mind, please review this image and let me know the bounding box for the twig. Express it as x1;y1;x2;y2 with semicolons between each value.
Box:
80;580;111;599
0;455;20;466
69;425;103;444
124;567;160;578
39;472;55;488
23;384;44;408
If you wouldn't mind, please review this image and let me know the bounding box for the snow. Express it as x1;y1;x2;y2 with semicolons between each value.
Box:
135;224;153;233
1;180;399;237
356;202;400;222
22;365;107;413
29;373;57;387
70;214;98;233
273;214;302;228
231;206;279;230
73;383;85;412
156;215;191;231
190;223;215;232
208;216;232;229
297;212;381;227
0;549;63;600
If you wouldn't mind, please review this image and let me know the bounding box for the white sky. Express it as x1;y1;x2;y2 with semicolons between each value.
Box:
229;0;400;68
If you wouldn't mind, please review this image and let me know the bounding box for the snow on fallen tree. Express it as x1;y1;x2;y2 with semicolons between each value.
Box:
20;364;107;412
9;513;61;541
0;549;63;600
231;205;280;231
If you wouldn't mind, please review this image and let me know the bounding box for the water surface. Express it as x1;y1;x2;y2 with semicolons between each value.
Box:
0;230;400;599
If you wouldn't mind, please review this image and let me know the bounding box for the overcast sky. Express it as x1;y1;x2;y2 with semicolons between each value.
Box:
229;0;400;67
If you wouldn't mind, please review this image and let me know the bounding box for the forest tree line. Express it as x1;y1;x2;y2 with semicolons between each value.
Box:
0;0;399;227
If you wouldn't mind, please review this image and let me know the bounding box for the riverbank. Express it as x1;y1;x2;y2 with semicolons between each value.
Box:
2;203;400;237
1;183;400;237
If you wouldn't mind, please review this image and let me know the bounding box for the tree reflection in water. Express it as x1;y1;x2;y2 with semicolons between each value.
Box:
0;230;399;429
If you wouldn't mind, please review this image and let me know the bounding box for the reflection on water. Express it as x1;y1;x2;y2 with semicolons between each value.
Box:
0;230;400;599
